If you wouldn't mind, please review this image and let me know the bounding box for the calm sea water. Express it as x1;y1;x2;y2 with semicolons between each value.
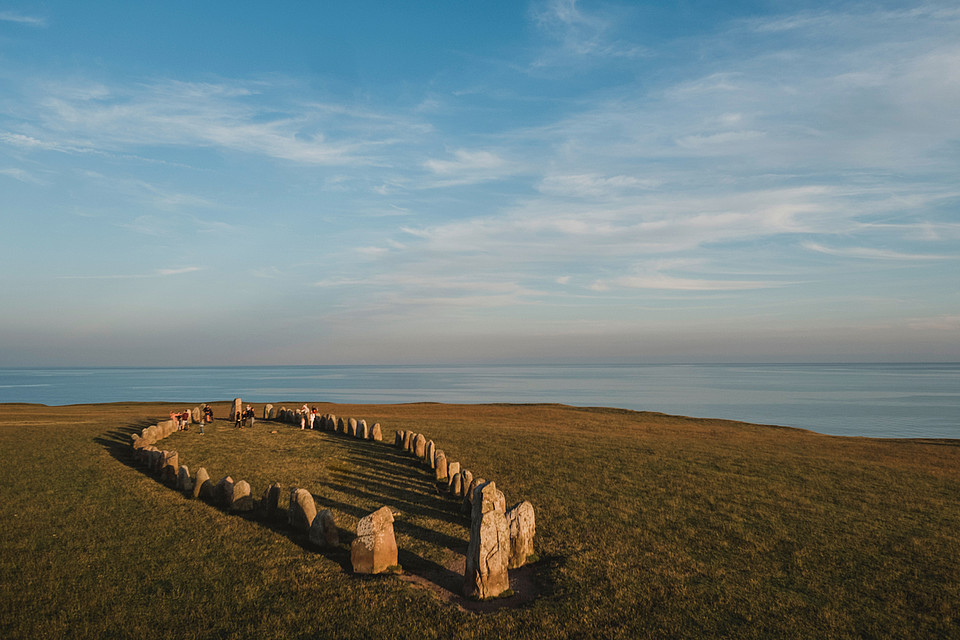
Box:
0;364;957;439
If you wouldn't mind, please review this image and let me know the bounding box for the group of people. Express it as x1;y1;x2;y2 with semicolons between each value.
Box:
299;404;319;430
235;404;256;429
171;405;214;434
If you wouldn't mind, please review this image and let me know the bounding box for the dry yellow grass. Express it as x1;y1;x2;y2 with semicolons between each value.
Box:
1;400;958;639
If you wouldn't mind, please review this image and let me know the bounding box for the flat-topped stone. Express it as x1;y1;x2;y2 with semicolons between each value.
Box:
350;506;398;574
506;501;536;568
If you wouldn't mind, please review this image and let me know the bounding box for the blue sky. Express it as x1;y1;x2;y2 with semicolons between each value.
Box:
1;1;958;366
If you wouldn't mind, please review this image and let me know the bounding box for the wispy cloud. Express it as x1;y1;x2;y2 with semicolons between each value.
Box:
0;167;44;184
802;242;952;261
0;11;46;26
59;267;202;279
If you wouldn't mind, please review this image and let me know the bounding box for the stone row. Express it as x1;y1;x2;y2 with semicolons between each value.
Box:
392;428;537;599
129;408;398;575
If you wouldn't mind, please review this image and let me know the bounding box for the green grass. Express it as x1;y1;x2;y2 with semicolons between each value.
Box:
1;401;958;639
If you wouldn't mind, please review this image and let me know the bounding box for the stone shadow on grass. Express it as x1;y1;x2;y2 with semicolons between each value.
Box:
103;419;551;612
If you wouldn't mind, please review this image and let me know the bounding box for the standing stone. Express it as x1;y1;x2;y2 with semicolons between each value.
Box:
194;467;212;499
216;476;235;507
459;470;474;502
232;480;254;512
309;509;340;548
161;451;179;484
357;420;368;439
425;440;435;467
434;451;448;481
230;398;242;420
372;423;383;442
191;407;201;424
446;462;461;489
350;506;398;574
505;501;536;568
260;482;281;518
328;414;337;431
345;418;356;436
264;404;274;420
414;434;426;459
395;430;404;447
463;477;485;514
464;481;510;599
402;431;413;451
451;472;464;497
177;465;193;493
288;488;317;532
337;418;345;434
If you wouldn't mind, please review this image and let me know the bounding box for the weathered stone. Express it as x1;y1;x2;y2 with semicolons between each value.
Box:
446;461;461;489
372;423;383;442
309;509;340;548
505;501;536;568
161;451;179;484
458;470;474;503
260;482;281;518
395;430;404;447
216;476;235;507
288;488;317;532
337;417;345;434
451;472;463;497
194;467;213;499
414;433;426;459
434;451;448;481
232;480;254;512
347;417;357;436
191;407;201;424
402;430;413;451
327;414;337;431
350;506;398;574
464;481;510;599
425;440;435;468
229;398;242;420
463;477;485;515
264;404;274;420
177;465;193;493
357;419;368;439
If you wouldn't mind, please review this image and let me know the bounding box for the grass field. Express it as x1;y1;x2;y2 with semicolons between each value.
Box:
1;401;958;639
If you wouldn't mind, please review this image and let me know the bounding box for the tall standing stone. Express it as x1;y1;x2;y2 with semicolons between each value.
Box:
288;488;317;532
328;414;337;431
464;481;510;599
161;451;179;485
402;431;413;451
425;440;435;468
458;470;474;502
347;418;357;436
350;506;398;574
230;398;242;420
395;430;404;447
434;451;448;481
372;423;383;442
463;477;485;515
191;407;201;423
264;404;274;420
309;509;340;548
260;482;281;518
414;433;426;459
194;467;212;499
451;472;464;497
446;462;461;489
505;501;536;568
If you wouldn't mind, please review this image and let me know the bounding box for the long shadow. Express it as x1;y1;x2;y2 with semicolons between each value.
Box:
98;421;482;596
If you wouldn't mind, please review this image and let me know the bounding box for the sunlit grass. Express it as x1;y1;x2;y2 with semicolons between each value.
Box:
1;401;958;639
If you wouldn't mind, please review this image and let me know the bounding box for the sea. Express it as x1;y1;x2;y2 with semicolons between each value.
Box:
0;363;957;439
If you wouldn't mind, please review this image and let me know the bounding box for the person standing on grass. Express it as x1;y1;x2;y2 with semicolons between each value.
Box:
243;404;255;429
203;404;213;424
309;407;317;430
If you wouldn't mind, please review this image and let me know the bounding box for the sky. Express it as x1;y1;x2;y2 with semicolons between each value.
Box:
1;1;958;366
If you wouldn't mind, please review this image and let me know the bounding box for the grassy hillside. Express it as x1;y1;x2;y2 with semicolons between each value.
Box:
1;401;957;639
